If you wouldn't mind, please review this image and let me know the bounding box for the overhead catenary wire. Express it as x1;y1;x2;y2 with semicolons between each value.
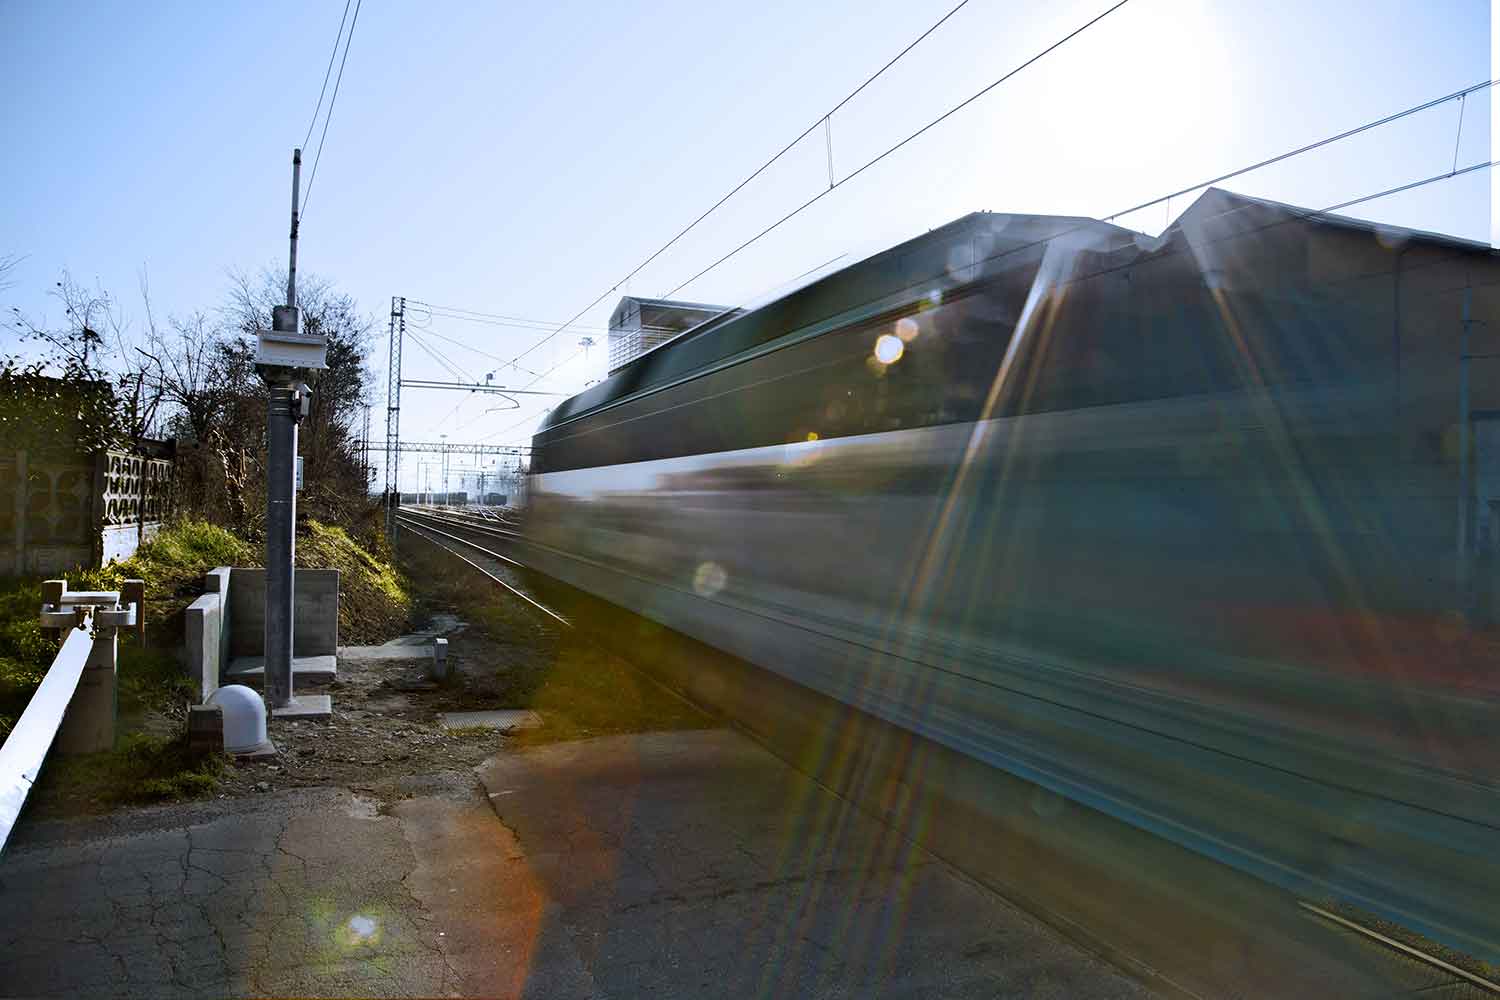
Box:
408;301;611;333
667;74;1494;298
1103;78;1496;223
466;0;987;378
302;0;354;151
301;0;363;219
405;329;468;382
411;325;547;379
409;330;469;381
662;0;1129;297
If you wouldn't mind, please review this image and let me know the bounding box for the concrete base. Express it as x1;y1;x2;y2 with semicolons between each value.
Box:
229;739;278;760
270;694;332;721
440;710;541;732
226;654;337;686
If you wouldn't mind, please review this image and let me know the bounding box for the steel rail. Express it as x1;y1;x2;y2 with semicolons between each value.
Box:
395;513;569;627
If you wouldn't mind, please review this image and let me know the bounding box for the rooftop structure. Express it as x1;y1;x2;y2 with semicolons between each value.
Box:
607;296;733;374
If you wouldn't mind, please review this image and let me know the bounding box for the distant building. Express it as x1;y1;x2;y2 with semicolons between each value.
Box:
607;296;732;374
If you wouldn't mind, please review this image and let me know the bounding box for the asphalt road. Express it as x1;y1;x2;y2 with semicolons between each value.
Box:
0;728;1150;999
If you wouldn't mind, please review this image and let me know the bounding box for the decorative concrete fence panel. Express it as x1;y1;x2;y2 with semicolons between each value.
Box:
0;447;172;575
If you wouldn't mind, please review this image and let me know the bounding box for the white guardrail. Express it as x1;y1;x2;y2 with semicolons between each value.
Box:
0;581;138;855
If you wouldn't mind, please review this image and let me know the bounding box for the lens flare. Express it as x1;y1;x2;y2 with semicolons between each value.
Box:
693;561;728;597
873;334;904;365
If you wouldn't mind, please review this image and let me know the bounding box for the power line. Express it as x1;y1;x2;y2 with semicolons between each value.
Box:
626;0;978;298
301;0;363;218
664;0;1135;297
302;0;353;150
479;346;590;442
421;309;610;334
405;329;467;382
411;325;547;378
408;330;465;378
408;300;610;331
470;0;985;379
1105;78;1496;223
667;71;1492;299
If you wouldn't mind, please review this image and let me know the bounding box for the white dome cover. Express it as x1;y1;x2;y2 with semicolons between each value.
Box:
208;684;273;755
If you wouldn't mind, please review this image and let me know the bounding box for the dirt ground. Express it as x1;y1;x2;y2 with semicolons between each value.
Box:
216;536;710;800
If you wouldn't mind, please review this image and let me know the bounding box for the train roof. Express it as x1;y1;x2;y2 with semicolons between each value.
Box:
536;189;1494;437
538;209;1132;434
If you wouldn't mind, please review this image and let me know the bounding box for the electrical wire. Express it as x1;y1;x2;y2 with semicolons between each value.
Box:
301;0;363;219
411;330;470;381
461;0;988;378
1104;78;1496;223
407;300;610;332
412;325;547;378
405;329;468;382
302;0;353;150
422;310;611;334
663;0;1132;297
667;74;1493;298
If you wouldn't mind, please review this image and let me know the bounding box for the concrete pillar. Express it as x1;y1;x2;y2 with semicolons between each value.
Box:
264;384;298;709
120;578;145;646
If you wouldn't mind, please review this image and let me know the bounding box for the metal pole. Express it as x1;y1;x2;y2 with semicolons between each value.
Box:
264;148;302;711
265;383;297;709
287;149;301;309
384;297;404;538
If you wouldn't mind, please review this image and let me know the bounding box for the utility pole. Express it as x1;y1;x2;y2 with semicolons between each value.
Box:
253;148;328;721
384;297;405;538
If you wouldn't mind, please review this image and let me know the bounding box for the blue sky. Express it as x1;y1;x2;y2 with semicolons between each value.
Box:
1;0;1493;490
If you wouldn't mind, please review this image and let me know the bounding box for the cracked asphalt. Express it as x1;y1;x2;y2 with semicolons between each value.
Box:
0;729;1152;998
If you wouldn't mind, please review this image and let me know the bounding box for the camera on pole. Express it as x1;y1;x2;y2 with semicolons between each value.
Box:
252;148;332;722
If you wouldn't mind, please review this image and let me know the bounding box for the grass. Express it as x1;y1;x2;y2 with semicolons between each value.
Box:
31;732;229;815
0;520;251;737
297;519;414;643
1;515;417;814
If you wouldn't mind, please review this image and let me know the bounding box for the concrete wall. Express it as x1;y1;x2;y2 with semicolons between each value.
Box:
1;447;171;575
204;567;231;671
183;593;221;703
227;568;339;657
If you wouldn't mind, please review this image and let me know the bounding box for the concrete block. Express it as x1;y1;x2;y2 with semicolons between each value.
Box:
224;655;336;686
186;704;224;756
271;694;331;721
440;710;541;732
227;567;339;658
55;628;117;754
184;594;222;703
120;579;145;645
431;638;449;680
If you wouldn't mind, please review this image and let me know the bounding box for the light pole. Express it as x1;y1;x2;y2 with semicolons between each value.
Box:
253;148;329;722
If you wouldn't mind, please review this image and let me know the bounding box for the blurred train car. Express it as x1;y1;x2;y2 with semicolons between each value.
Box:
521;187;1500;959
